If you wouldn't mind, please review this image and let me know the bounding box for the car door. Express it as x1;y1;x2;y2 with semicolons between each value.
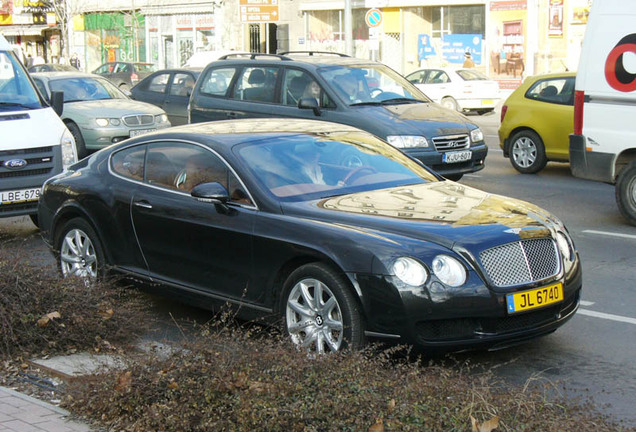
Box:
524;76;575;160
163;72;195;126
421;69;451;102
132;71;171;112
189;66;239;123
130;141;261;305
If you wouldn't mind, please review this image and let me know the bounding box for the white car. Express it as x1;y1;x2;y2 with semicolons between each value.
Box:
405;67;500;114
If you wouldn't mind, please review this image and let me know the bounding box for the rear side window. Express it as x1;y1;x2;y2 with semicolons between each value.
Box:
424;70;449;84
111;146;146;181
200;67;236;96
525;77;575;105
146;73;170;93
232;67;279;103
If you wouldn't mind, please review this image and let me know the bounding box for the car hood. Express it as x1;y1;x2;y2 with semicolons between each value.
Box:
280;182;560;251
64;99;165;116
353;101;475;137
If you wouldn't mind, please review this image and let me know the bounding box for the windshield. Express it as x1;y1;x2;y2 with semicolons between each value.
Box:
318;64;432;106
49;77;128;102
237;130;438;201
0;51;44;110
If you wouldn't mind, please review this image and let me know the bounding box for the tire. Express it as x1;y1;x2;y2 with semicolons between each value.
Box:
55;217;106;279
281;263;365;353
443;173;463;182
616;162;636;226
509;130;548;174
440;97;458;111
66;122;87;159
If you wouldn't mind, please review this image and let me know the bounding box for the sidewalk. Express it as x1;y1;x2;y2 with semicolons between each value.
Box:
0;386;94;432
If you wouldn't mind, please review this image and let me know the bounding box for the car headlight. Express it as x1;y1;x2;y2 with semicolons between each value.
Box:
432;255;466;287
387;135;429;148
95;118;120;127
155;114;168;124
392;257;428;286
556;231;575;262
470;128;484;143
60;128;77;169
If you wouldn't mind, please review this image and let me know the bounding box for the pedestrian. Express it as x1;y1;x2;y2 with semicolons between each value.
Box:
70;52;81;70
463;51;475;68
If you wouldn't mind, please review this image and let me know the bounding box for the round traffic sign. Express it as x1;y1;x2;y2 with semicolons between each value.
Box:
365;8;382;28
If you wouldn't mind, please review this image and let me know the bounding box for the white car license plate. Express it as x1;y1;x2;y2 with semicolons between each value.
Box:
443;150;472;164
130;128;156;137
1;188;40;205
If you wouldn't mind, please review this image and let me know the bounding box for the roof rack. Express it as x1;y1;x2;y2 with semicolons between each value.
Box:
279;51;350;57
218;53;292;61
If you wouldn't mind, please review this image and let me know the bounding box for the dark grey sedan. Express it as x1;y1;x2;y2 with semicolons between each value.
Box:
130;68;202;126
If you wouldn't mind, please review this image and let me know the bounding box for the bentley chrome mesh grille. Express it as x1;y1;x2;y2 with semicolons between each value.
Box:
479;238;559;287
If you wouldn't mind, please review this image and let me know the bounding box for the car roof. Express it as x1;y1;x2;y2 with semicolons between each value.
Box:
208;52;386;69
30;71;106;81
135;118;363;147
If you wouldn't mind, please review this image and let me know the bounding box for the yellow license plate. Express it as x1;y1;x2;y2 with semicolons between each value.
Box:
482;99;494;105
506;283;563;314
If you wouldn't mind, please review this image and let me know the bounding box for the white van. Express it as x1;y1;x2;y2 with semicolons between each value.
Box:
0;34;77;226
569;0;636;225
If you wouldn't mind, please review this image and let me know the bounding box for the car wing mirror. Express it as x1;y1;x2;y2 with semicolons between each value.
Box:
50;91;64;116
191;182;232;213
298;97;321;116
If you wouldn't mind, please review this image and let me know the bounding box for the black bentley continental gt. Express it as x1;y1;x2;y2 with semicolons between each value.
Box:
38;119;581;354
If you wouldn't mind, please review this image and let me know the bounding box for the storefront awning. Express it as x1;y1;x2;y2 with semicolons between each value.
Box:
0;25;53;36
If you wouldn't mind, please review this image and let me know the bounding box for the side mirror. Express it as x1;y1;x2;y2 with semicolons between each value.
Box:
50;91;64;116
191;182;231;213
298;97;321;116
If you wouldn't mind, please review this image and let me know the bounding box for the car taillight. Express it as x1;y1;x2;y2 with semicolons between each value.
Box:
573;90;585;135
500;105;508;123
131;72;139;83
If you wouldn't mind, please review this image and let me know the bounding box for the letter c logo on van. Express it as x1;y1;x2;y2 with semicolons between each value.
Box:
605;34;636;92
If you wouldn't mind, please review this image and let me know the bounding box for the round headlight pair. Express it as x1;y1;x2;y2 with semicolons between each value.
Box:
95;118;120;127
392;255;467;287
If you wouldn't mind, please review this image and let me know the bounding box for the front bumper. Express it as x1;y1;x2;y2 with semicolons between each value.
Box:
354;259;582;352
405;143;488;177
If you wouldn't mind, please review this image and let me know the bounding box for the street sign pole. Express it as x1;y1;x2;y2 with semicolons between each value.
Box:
344;0;353;56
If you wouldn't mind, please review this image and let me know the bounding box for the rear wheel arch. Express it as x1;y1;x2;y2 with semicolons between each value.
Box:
52;207;112;264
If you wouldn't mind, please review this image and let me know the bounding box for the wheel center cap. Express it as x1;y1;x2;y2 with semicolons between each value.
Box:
315;315;324;326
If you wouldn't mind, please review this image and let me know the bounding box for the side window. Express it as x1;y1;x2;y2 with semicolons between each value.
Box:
407;71;425;84
95;64;110;74
200;67;236;96
283;69;334;108
147;73;170;93
425;71;448;84
232;66;279;103
111;146;146;181
526;77;573;105
145;145;181;188
169;73;196;97
116;63;131;73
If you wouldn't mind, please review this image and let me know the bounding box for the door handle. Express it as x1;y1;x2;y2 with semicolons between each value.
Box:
133;200;153;209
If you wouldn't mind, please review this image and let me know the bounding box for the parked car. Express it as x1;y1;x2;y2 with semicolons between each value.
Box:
92;61;156;91
130;68;202;126
189;52;488;181
38;118;581;354
28;63;78;73
31;72;171;158
499;71;576;173
405;67;500;114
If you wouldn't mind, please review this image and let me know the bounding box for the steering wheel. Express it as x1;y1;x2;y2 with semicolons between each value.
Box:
342;166;378;185
370;88;384;98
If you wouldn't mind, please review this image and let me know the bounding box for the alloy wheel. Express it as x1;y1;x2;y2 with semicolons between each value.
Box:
286;277;344;353
60;228;98;278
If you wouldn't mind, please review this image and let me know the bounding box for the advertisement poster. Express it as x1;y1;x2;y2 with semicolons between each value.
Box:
417;34;436;61
549;0;564;37
489;0;527;89
441;34;482;65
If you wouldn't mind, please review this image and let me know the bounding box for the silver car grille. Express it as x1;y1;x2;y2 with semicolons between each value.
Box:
432;134;470;151
479;238;560;287
123;114;154;127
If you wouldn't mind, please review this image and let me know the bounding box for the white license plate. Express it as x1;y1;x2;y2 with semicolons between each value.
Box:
1;188;40;205
443;150;472;163
130;128;156;137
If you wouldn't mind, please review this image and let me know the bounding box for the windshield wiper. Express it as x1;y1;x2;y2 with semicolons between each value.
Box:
0;102;36;110
379;98;425;105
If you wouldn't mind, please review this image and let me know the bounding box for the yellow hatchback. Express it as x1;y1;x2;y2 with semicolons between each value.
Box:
499;72;576;173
